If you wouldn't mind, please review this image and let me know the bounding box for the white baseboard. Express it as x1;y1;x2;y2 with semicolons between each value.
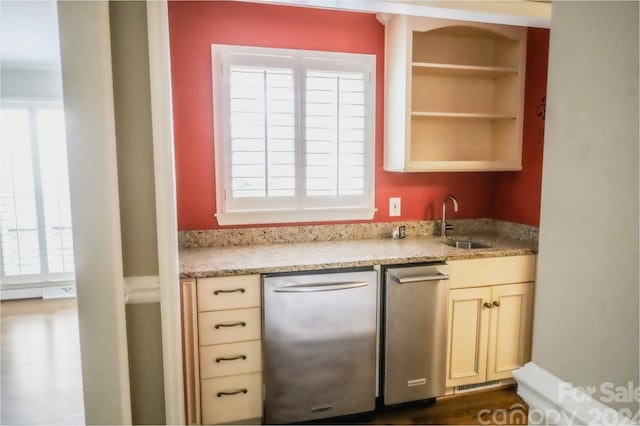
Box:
43;286;77;299
1;287;46;300
1;281;76;301
513;362;636;425
124;275;160;304
2;277;161;304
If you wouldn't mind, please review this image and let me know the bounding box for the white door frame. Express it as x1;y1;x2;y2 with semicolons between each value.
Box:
57;1;132;424
145;1;186;424
58;1;183;423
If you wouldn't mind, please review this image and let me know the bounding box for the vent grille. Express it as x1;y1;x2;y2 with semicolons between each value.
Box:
455;380;501;394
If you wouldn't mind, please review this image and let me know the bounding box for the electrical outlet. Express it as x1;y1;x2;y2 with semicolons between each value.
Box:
389;197;401;217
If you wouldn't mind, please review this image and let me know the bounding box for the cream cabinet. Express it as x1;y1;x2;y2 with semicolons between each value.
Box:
382;15;527;172
446;286;491;386
181;275;263;425
487;282;534;381
445;255;535;388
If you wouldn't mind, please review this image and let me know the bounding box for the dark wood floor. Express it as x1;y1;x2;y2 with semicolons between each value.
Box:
305;387;528;425
366;387;528;425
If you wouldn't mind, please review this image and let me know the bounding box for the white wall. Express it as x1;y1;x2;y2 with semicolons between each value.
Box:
532;0;639;413
110;1;159;279
0;67;62;99
109;1;166;423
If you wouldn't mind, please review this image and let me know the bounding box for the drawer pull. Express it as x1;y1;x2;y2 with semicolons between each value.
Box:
213;288;245;295
215;355;247;363
214;321;246;329
217;389;248;398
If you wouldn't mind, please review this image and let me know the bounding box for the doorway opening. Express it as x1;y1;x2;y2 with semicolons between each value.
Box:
0;1;84;424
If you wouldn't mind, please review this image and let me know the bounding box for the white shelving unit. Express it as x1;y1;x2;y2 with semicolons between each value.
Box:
383;15;527;172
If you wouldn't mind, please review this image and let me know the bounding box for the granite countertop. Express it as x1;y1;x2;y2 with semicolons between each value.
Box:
179;233;537;278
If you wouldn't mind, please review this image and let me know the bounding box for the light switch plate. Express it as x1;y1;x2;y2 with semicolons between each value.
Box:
389;197;401;216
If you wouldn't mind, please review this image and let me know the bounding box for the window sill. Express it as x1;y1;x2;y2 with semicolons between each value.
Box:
215;208;376;226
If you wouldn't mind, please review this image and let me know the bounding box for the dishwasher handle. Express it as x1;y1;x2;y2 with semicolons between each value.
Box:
274;281;368;293
389;272;449;284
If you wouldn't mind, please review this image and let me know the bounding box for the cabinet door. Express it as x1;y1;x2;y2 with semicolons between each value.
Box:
487;282;534;381
446;287;491;387
181;279;201;424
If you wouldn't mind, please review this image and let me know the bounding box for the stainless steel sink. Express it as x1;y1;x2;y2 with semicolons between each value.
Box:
444;240;491;249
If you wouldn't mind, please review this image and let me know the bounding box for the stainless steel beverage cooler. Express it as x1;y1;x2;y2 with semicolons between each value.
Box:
383;263;449;405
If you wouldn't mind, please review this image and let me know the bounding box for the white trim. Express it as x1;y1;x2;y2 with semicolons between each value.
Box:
0;287;44;300
0;61;62;71
124;275;160;304
0;285;76;301
0;98;63;107
57;2;132;424
1;287;47;300
513;362;636;425
216;207;376;226
212;44;376;223
146;1;185;424
0;279;75;302
41;285;76;299
1;274;74;288
234;0;551;29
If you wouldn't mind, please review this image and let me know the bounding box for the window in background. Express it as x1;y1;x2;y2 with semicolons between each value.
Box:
0;100;74;286
212;45;376;225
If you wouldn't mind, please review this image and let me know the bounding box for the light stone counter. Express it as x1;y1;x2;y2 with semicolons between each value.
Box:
179;233;536;278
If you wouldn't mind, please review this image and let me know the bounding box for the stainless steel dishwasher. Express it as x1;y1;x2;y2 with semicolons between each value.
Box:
263;268;378;424
383;263;449;405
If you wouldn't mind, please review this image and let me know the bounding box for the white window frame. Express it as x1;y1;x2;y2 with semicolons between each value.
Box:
212;44;376;225
0;98;75;287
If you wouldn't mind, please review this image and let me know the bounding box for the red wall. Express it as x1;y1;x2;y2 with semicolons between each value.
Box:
493;28;550;227
168;1;548;230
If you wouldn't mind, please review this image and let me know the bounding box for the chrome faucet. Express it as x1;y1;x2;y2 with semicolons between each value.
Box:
441;195;459;237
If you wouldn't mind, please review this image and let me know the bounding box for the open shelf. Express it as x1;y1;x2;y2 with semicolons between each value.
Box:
411;70;519;118
411;112;517;120
412;62;519;78
399;161;523;172
409;117;518;163
383;16;527;172
412;25;521;69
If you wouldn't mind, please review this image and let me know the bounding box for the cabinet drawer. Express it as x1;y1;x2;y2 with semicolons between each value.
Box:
197;275;261;312
201;373;262;425
200;340;262;379
198;308;261;346
448;255;536;289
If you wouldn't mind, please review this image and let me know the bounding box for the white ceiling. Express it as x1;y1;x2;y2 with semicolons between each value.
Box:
0;0;61;69
0;0;550;71
240;0;551;28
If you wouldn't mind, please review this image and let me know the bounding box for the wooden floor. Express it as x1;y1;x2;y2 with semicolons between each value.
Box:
300;386;527;425
1;298;85;425
365;387;528;425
